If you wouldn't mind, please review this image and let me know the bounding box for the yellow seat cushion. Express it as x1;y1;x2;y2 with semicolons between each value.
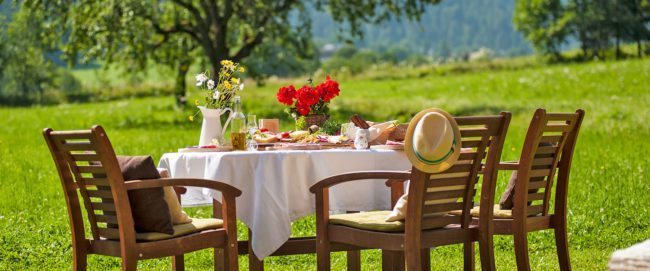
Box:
329;211;446;232
449;205;513;219
104;218;223;242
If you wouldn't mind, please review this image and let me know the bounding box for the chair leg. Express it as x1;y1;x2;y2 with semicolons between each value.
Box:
72;248;87;271
316;241;331;271
463;242;475;271
382;250;405;271
555;223;571;271
420;248;431;271
513;230;531;271
121;258;137;271
347;250;361;271
172;254;185;271
214;248;225;271
478;234;496;271
405;246;422;271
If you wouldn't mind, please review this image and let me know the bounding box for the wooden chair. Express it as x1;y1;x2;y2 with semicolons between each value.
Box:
310;112;511;271
480;109;585;270
43;125;241;271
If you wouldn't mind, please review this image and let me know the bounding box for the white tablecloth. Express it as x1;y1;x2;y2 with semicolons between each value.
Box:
158;149;410;259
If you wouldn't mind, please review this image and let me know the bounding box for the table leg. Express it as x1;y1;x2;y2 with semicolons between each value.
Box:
248;229;264;271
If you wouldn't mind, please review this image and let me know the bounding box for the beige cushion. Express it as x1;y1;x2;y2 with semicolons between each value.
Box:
158;168;192;225
163;186;193;225
330;211;446;232
449;204;513;219
104;218;223;241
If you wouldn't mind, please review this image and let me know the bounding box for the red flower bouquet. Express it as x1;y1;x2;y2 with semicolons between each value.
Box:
276;76;341;117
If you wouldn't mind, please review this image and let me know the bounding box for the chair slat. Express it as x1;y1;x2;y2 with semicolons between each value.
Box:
544;124;572;133
458;152;481;161
422;202;464;214
98;228;120;238
60;142;95;151
460;127;489;137
528;181;547;190
424;189;466;201
71;154;101;162
532;157;555;167
445;163;473;173
527;192;545;202
530;168;552;178
540;135;562;143
49;131;93;141
91;202;116;212
87;189;114;199
82;178;109;186
456;116;502;126
428;177;468;188
421;216;462;229
462;139;490;148
527;205;544;216
77;165;106;174
545;113;578;121
95;214;119;224
536;145;558;154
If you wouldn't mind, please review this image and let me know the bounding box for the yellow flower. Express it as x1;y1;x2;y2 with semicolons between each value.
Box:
238;67;245;72
220;60;233;66
231;78;240;84
194;99;200;106
188;115;194;122
224;81;232;90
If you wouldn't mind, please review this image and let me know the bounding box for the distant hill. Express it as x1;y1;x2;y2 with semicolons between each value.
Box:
311;0;532;57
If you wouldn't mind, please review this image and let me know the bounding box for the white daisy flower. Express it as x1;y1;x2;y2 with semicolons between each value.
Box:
195;73;208;86
207;79;216;90
212;91;220;100
239;83;245;91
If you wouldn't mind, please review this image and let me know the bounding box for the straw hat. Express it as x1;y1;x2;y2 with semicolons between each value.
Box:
404;108;461;173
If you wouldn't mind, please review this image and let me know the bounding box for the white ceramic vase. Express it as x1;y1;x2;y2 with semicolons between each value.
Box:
198;106;232;146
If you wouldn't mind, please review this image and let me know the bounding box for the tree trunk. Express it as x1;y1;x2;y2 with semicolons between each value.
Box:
615;32;621;60
637;40;642;58
175;59;191;107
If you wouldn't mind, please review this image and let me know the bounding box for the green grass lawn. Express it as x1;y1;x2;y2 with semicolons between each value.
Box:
1;58;649;270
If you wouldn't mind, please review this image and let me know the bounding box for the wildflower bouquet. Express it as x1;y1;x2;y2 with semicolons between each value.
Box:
276;76;341;117
190;60;245;121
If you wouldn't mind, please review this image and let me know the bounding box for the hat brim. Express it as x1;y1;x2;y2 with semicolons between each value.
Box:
404;108;462;174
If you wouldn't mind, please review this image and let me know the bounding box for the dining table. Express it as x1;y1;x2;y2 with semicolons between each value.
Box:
158;148;411;270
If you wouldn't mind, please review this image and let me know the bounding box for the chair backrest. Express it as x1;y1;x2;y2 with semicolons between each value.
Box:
514;109;585;218
406;112;511;230
43;125;133;241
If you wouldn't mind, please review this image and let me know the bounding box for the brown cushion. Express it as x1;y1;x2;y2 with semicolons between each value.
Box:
450;205;513;219
498;142;554;210
116;156;174;235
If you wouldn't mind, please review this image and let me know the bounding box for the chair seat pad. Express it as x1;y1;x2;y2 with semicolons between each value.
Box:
449;205;513;219
329;211;444;232
105;218;223;242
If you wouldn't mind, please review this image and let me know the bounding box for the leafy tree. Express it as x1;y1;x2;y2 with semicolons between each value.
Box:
513;0;571;58
25;0;441;106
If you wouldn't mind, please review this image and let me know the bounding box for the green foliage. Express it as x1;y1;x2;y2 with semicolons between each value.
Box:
514;0;650;59
320;119;341;135
1;58;649;270
0;7;82;105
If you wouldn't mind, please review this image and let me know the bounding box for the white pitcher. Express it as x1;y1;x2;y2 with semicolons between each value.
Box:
198;106;232;146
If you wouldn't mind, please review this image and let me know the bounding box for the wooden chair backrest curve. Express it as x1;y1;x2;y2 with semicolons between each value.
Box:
406;113;511;230
43;125;134;241
514;109;585;218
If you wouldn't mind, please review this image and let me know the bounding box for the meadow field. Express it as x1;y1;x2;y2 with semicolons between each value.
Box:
1;58;649;270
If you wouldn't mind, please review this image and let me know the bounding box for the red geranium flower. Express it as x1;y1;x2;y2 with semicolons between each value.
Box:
317;75;340;102
276;85;297;105
295;101;311;116
296;85;319;106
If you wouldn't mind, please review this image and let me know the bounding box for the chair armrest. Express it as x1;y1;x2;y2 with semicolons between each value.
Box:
124;178;242;197
497;161;519;170
385;179;408;187
309;171;410;193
